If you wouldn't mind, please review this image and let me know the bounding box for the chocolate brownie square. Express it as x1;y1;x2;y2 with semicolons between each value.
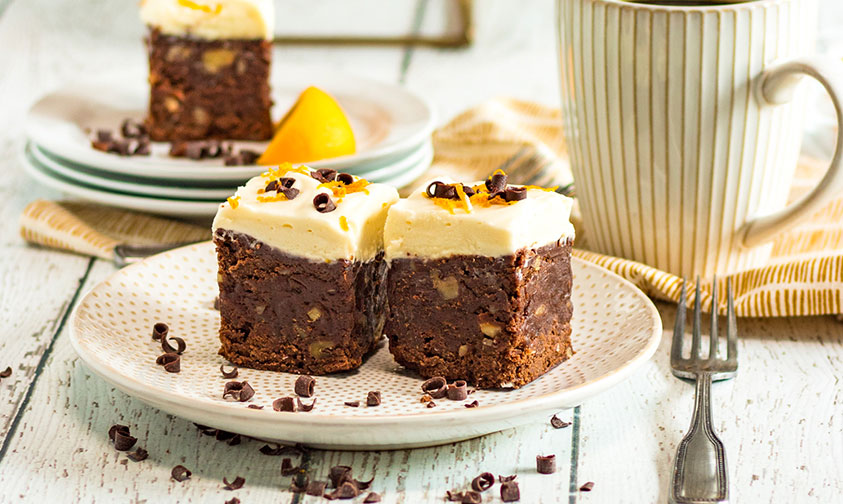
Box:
383;172;576;388
212;165;399;373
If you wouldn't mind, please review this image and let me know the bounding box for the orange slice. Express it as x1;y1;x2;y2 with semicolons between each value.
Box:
258;86;356;165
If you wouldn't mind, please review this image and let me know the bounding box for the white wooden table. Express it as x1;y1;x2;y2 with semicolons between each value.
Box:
1;1;841;502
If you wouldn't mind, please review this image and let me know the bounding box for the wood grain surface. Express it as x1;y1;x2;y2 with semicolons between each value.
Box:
0;0;840;502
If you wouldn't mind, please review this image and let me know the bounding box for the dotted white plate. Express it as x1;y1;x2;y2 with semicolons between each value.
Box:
70;242;662;450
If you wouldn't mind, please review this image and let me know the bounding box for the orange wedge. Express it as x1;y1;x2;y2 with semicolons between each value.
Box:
258;86;356;165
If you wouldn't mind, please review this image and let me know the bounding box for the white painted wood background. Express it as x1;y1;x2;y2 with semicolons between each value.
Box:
0;0;841;502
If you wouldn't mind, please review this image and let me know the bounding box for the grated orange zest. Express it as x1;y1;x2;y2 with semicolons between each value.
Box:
177;0;222;14
339;216;349;231
227;195;240;209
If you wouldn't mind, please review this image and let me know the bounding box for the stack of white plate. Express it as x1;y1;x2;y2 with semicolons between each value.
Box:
22;68;435;218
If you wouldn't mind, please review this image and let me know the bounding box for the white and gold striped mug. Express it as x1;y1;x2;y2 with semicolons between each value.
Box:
556;0;843;277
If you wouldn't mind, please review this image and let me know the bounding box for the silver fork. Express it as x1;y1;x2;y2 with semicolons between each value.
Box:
669;277;738;504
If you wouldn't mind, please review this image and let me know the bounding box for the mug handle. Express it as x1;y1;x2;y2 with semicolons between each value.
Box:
741;57;843;248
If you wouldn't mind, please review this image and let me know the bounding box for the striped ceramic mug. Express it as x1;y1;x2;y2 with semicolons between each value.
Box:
556;0;843;277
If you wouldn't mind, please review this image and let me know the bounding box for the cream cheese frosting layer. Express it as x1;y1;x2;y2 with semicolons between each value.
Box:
140;0;274;40
384;178;575;260
213;169;399;262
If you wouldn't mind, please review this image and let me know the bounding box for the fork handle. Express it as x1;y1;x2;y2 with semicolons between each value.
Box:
669;372;729;504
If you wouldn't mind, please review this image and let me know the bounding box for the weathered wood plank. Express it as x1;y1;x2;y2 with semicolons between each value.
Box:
576;303;843;503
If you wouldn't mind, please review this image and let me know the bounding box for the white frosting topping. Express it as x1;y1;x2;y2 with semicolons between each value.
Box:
384;178;575;260
213;168;399;262
140;0;274;40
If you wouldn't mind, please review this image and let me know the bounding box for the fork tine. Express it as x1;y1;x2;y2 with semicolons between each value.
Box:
709;275;718;360
727;278;738;360
691;276;702;359
671;279;687;363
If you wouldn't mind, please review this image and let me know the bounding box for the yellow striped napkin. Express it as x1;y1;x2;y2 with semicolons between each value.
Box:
424;98;842;318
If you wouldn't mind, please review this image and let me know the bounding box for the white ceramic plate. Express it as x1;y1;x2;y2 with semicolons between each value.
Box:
21;148;222;218
25;65;435;182
28;142;236;200
69;242;662;450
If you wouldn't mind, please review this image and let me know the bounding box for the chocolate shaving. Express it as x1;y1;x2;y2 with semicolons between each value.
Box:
366;391;381;407
120;119;147;138
328;466;353;488
426;401;437;408
247;404;264;410
313;193;337;213
161;335;186;354
312;168;338;183
0;366;11;378
471;472;494;492
336;172;354;185
273;396;296;412
294;375;316;397
171;465;192;482
363;492;381;503
434;182;458;199
504;186;527;202
461;491;482;503
155;352;180;373
127;447;148;462
297;397;317;412
110;424;137;451
498;475;517;483
550;414;570;429
465;400;479;408
133;139;151;156
486;172;508;193
278;177;295;188
225;498;240;504
224;149;260;166
446;490;464;502
223;476;245;490
355;476;374;491
332;481;360;499
220;364;238;379
264;180;279;192
151;323;168;341
214;429;236;442
500;481;520;502
213;297;220;310
447;380;468;401
344;401;360;408
280;187;300;200
194;423;216;435
536;454;556;474
223;381;254;402
421;376;448;399
462;184;476;196
579;481;594;492
306;480;327;496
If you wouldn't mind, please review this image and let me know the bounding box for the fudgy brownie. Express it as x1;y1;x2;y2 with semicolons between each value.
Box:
212;165;399;374
383;172;576;388
140;0;274;141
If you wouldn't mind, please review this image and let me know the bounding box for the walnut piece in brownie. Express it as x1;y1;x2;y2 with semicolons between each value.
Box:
383;171;576;389
213;164;399;374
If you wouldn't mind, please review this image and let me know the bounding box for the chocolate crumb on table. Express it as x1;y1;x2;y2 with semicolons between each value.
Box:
471;472;495;492
225;498;240;504
171;465;192;482
461;490;482;503
579;481;595;491
222;476;245;490
536;454;556;474
500;480;520;501
363;492;382;503
126;448;148;462
383;171;576;389
0;366;10;378
306;480;327;496
108;424;137;451
550;414;571;429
